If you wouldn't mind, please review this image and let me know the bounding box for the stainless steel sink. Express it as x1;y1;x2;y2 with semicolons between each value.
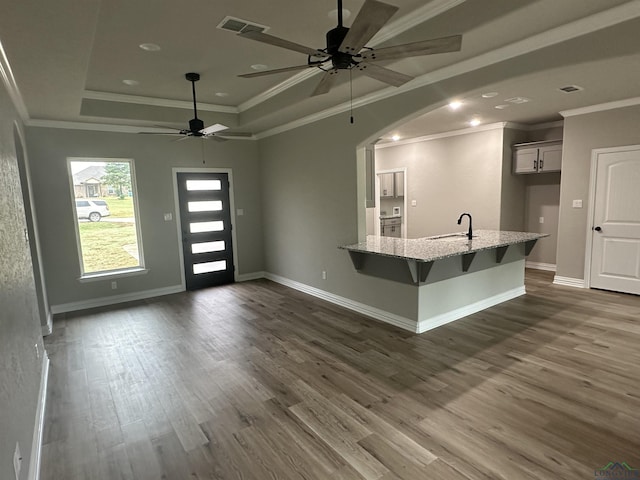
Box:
429;233;472;240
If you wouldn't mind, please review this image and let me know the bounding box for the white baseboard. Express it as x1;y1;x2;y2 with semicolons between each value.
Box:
553;276;586;288
236;271;266;282
417;286;526;333
50;285;184;314
264;272;418;332
526;261;557;272
41;312;53;336
28;351;49;480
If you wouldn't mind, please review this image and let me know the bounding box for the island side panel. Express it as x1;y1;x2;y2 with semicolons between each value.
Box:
417;245;526;333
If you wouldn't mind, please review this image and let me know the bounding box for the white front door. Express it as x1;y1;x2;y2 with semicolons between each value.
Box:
589;145;640;295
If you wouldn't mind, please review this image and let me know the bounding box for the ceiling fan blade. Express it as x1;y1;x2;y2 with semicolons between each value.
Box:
355;62;413;87
213;132;253;138
359;35;462;62
311;70;340;96
239;31;328;58
138;132;184;135
339;0;399;55
239;64;320;78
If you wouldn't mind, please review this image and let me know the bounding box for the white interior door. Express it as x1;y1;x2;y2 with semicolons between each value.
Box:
589;145;640;295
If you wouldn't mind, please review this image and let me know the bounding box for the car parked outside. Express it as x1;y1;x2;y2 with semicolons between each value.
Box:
75;199;110;222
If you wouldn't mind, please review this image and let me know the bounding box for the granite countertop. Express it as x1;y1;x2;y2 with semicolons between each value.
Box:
340;230;548;263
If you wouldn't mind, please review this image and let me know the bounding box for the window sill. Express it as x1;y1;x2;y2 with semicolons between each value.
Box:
78;268;149;283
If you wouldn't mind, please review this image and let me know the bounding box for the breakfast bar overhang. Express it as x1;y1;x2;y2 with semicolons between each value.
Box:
340;230;548;333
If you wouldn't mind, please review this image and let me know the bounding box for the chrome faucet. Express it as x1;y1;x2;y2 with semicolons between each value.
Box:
457;213;473;239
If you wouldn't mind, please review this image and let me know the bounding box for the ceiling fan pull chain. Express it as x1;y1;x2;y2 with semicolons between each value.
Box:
350;67;354;124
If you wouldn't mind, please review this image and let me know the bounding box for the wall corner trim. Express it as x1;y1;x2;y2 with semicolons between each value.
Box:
236;271;266;282
50;285;184;314
28;351;49;480
41;312;53;336
552;276;585;288
264;272;418;333
525;261;557;272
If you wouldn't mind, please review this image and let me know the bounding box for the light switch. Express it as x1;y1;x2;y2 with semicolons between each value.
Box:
237;209;244;216
164;213;172;221
539;217;544;224
411;200;417;207
572;199;583;208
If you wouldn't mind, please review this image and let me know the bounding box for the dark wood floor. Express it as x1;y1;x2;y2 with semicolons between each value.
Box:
42;270;640;479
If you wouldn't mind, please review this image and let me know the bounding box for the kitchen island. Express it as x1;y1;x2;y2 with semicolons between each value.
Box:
340;230;547;333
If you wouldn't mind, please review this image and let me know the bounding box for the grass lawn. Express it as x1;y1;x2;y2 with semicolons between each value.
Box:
102;197;134;217
79;221;139;272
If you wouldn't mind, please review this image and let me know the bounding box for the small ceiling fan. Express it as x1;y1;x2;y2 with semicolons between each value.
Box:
237;0;462;96
140;73;252;140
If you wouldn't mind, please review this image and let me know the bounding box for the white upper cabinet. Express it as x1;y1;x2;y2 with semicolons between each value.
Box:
513;140;562;174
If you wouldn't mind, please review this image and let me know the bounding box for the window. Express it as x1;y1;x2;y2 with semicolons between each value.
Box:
69;158;144;277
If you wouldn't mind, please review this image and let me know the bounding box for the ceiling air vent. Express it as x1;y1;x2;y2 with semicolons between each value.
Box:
217;16;269;34
559;85;584;93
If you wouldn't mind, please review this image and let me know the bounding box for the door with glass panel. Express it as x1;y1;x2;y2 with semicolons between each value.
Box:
177;172;234;290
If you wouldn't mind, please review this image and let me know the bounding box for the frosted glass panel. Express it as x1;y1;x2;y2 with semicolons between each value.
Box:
193;260;227;274
186;179;221;191
191;241;225;254
188;200;223;212
190;221;224;233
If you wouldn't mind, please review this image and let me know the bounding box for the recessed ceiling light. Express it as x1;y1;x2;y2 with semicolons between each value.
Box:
469;118;481;127
448;101;462;110
481;92;498;98
122;79;139;86
139;43;161;52
495;104;510;110
215;92;229;97
328;8;351;22
251;64;268;70
391;135;400;142
505;96;531;104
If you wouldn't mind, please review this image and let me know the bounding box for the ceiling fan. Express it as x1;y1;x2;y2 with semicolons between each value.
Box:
140;73;252;140
237;0;462;96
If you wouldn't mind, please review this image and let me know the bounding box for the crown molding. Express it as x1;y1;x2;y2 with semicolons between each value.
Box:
503;120;564;131
560;96;640;118
0;39;29;121
256;2;640;140
238;0;467;112
375;122;508;149
25;119;256;140
83;90;239;114
27;119;162;133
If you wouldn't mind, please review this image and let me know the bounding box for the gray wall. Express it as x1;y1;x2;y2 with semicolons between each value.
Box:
26;128;264;308
0;84;45;477
375;128;505;239
557;104;640;279
524;173;561;266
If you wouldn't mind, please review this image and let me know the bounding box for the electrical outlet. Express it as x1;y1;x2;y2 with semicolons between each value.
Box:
163;212;172;221
411;200;417;207
572;199;583;208
111;281;117;290
321;270;327;280
14;442;22;480
237;209;244;216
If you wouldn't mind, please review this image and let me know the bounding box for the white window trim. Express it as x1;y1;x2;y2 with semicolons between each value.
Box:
78;267;149;283
67;157;146;279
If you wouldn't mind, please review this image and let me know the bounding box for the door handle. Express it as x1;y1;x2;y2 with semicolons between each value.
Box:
593;226;602;232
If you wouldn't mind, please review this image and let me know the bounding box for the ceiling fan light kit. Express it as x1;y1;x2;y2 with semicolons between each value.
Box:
236;0;463;97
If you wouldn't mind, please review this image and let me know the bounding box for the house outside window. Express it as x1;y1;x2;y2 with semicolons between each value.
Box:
68;158;144;277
